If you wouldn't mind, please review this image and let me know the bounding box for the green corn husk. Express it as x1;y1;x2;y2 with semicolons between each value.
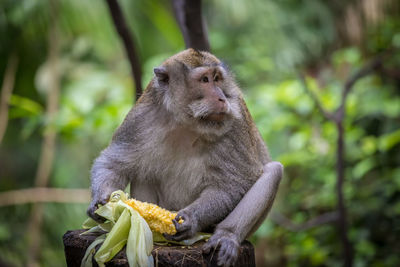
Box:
81;190;210;267
81;191;153;267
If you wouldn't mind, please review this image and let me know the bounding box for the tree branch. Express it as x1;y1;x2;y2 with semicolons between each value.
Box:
297;56;382;267
0;188;90;206
298;72;336;121
0;52;18;144
270;211;339;232
27;2;60;264
335;119;353;267
172;0;210;51
336;57;382;120
334;56;381;267
105;0;142;100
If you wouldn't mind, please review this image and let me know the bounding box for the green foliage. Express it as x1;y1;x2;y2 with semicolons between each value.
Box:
0;0;399;266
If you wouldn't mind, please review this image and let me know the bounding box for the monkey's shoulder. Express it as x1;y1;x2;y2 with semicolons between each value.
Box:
111;101;164;143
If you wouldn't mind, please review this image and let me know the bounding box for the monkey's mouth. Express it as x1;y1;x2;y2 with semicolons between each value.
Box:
202;113;226;122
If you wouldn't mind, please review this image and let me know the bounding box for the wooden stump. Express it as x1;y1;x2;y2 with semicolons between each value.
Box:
63;229;255;267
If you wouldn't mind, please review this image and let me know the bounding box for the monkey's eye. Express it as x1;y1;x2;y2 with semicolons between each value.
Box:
201;76;209;83
214;75;219;82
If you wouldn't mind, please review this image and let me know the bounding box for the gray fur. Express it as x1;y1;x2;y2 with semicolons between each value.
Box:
87;49;283;266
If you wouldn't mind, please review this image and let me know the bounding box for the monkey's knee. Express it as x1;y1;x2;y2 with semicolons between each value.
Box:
263;161;284;181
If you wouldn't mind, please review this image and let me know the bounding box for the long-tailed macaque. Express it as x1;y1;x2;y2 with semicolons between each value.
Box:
88;49;283;266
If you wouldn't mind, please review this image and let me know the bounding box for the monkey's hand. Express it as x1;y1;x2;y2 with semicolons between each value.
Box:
86;193;111;222
203;229;240;267
164;209;199;241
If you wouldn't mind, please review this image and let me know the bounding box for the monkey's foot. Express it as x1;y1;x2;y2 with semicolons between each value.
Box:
203;230;240;267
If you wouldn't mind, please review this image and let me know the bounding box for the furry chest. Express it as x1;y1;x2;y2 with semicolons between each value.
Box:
133;137;207;210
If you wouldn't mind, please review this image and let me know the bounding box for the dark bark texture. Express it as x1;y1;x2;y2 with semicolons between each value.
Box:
172;0;210;52
299;55;383;267
105;0;143;100
63;229;255;267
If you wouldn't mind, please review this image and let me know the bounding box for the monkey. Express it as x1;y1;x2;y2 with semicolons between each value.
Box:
87;48;283;266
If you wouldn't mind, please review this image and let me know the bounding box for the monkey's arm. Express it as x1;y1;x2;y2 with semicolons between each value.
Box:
166;187;242;241
87;143;132;221
203;161;283;266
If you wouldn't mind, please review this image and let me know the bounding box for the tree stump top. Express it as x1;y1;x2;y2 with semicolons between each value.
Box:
63;229;255;267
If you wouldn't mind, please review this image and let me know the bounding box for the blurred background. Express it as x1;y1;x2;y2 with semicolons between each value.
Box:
0;0;399;266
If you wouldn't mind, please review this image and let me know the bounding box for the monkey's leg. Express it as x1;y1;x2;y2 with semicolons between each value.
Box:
203;161;283;267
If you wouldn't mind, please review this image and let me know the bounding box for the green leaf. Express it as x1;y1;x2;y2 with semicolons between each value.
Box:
81;235;106;267
352;158;375;179
361;136;377;155
82;191;154;267
126;212;139;267
82;217;98;229
379;129;400;151
152;232;211;246
9;94;43;117
94;209;131;265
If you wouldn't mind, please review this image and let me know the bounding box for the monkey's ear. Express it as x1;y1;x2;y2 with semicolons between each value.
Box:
220;61;230;72
176;60;190;74
154;67;169;84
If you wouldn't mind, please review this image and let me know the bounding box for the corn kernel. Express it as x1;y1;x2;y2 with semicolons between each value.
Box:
124;199;179;235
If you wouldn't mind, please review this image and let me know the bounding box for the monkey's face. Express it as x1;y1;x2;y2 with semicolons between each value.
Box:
153;50;241;136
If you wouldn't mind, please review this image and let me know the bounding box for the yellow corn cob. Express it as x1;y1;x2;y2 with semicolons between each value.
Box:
124;199;183;235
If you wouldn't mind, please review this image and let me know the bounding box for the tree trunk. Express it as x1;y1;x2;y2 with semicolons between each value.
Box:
0;52;18;144
63;230;255;267
26;1;60;265
105;0;143;101
172;0;210;52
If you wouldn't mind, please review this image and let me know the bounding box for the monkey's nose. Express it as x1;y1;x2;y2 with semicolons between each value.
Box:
217;100;228;114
